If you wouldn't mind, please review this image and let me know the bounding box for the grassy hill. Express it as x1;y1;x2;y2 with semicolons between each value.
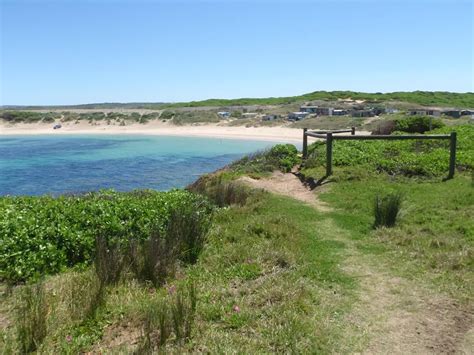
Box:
3;91;473;110
161;91;474;109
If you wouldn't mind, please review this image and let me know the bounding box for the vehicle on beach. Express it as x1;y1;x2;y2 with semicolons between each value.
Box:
53;124;62;129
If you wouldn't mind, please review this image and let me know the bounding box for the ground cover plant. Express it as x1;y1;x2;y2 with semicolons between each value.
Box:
302;124;473;179
0;190;212;283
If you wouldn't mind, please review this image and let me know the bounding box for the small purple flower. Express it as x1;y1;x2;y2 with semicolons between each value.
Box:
66;335;72;342
167;284;176;295
232;305;240;313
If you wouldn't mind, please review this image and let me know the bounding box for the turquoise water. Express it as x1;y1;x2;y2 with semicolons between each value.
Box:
0;135;276;196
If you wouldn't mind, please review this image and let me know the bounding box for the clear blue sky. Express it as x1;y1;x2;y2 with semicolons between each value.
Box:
1;0;473;105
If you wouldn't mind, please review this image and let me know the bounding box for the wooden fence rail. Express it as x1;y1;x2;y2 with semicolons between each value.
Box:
302;127;457;179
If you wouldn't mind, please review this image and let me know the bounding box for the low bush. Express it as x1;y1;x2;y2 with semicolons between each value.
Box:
0;190;213;283
373;192;402;228
160;110;175;120
189;175;252;207
230;144;300;174
395;115;445;133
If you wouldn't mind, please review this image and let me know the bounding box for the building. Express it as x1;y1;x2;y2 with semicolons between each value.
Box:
385;108;400;114
315;107;334;116
352;109;375;118
442;110;462;118
262;114;279;121
217;111;230;118
288;112;309;121
242;113;258;118
299;106;319;113
407;109;441;117
332;109;349;116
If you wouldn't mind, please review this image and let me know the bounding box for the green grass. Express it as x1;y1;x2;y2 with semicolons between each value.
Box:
318;174;473;302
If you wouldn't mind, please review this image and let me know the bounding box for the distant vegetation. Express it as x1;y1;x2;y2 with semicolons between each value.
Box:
162;91;474;109
2;91;473;111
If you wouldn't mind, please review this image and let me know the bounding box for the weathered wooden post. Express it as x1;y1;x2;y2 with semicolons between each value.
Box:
302;128;308;159
326;132;333;176
448;132;457;179
351;126;356;135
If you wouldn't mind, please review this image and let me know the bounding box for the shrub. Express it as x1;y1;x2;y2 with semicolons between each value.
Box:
189;175;252;207
16;282;48;353
373;192;402;228
269;144;300;172
229;144;300;174
395;116;445;133
0;190;213;283
371;120;397;135
94;235;124;286
160;110;175;120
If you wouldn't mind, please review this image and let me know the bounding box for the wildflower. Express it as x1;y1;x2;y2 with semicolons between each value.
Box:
232;305;240;313
167;284;176;295
66;335;72;342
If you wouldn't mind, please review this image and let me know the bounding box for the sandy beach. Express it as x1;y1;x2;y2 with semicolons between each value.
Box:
0;120;305;143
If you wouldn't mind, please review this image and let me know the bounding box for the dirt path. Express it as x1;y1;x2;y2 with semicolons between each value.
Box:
238;171;332;212
240;172;473;354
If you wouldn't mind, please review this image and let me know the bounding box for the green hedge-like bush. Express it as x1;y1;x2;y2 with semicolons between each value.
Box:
395;115;445;133
0;190;213;283
230;144;300;174
305;125;473;177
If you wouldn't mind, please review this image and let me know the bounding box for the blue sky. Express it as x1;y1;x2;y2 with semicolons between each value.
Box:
1;0;472;105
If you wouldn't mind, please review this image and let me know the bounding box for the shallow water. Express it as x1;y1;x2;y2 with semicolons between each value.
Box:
0;135;276;195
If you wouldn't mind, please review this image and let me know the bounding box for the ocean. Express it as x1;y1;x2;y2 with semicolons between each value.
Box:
0;135;276;196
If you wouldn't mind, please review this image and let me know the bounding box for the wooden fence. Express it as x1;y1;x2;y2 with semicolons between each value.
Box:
302;127;457;179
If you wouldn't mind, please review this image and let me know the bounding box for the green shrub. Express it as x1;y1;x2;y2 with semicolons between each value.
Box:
230;144;300;174
395;116;445;133
269;144;300;172
373;192;402;228
189;175;252;207
160;110;175;120
0;190;213;283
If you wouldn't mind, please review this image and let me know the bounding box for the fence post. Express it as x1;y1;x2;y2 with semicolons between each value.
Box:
448;132;457;179
302;128;308;159
326;133;333;176
351;126;355;135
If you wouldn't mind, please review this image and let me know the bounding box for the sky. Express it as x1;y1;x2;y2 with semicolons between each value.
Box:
0;0;473;105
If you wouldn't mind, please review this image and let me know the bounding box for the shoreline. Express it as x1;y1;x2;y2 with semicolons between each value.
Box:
0;122;304;143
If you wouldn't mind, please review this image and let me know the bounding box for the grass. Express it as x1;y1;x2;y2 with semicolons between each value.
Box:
318;174;473;302
373;192;402;228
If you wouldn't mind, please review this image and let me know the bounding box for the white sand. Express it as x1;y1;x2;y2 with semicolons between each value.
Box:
0;121;305;143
